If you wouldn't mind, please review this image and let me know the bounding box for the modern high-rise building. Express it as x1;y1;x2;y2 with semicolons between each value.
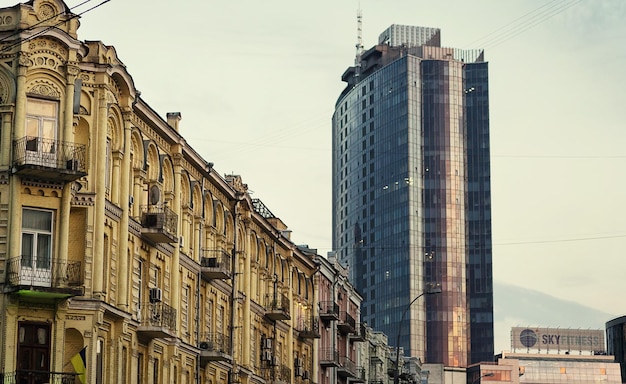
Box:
331;25;493;368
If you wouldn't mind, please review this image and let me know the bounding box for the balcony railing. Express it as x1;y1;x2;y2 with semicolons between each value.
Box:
0;370;80;383
349;322;367;342
338;311;356;334
338;355;357;378
275;364;291;383
264;293;290;321
137;302;176;340
5;256;83;298
199;332;232;365
13;136;87;181
200;249;232;280
297;316;320;339
140;205;178;243
352;367;366;383
319;301;339;322
319;348;339;367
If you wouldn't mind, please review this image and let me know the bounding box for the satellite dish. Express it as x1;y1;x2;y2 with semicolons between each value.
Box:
149;185;161;205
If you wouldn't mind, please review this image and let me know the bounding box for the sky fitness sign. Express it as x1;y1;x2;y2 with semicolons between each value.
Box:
511;327;605;353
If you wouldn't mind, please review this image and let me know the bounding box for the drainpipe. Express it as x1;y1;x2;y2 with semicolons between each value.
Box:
195;177;205;384
229;192;243;383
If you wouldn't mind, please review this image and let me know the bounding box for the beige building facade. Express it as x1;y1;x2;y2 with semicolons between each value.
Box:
0;1;321;383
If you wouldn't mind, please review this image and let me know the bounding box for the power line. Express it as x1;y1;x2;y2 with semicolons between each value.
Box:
465;0;584;50
1;0;111;53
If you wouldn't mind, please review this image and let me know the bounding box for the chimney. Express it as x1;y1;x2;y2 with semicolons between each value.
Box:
167;112;182;132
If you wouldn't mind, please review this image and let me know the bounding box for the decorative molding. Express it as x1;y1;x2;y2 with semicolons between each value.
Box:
105;200;122;221
21;178;63;189
27;79;61;98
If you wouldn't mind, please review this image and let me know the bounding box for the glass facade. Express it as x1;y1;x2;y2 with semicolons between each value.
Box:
332;28;493;368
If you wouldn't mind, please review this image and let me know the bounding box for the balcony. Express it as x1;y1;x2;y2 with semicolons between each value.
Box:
337;355;357;378
352;367;366;383
275;364;291;384
370;353;384;365
0;370;80;383
140;205;178;243
297;316;320;339
319;301;339;322
264;293;290;321
338;311;356;334
199;332;232;365
137;302;176;341
13;136;87;181
319;348;339;368
349;322;367;342
5;256;83;299
200;249;232;280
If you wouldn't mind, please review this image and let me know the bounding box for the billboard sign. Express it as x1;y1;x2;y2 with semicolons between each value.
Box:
511;327;605;353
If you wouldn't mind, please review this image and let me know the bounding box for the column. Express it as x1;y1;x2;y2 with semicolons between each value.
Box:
171;151;182;335
117;110;132;309
92;91;108;297
8;54;29;268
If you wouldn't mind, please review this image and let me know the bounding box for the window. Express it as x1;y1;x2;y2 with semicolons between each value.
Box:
21;208;53;287
96;339;103;384
25;98;58;166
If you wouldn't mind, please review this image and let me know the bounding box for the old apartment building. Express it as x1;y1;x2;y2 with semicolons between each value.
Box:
0;1;337;383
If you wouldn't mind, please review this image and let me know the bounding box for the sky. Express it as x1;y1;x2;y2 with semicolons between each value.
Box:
13;0;626;354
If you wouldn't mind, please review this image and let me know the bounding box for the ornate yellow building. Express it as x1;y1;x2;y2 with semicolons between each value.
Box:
0;1;319;383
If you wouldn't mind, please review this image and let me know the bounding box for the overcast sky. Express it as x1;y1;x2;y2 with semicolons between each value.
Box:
14;0;626;353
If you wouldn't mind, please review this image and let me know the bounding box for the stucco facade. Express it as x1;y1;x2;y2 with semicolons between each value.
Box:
0;1;322;383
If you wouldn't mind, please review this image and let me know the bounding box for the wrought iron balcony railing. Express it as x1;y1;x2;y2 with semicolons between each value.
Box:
200;248;232;280
319;348;339;367
338;311;356;334
275;364;291;383
319;301;339;321
5;256;83;298
264;293;290;321
13;136;87;181
199;332;231;354
199;332;232;364
0;370;80;384
140;205;178;243
297;316;320;339
350;322;367;341
338;355;357;378
137;302;177;340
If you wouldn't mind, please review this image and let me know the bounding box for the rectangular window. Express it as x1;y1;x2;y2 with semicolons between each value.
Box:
21;208;53;287
96;339;103;384
137;353;143;384
25;98;58;167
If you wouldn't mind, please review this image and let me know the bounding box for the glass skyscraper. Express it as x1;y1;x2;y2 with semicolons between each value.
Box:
331;25;493;367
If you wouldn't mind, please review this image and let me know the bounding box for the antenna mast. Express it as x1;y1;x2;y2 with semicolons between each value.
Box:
355;6;364;76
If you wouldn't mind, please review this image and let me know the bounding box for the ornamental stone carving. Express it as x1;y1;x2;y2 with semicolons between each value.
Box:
27;80;61;98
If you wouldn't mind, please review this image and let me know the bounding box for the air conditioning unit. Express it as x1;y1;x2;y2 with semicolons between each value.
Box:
149;287;162;303
129;195;134;205
270;356;279;366
263;337;273;349
179;236;184;247
302;371;310;380
142;212;163;228
261;349;272;361
295;366;303;377
199;341;212;350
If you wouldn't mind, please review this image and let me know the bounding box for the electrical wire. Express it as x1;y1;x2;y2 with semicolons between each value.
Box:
1;0;111;53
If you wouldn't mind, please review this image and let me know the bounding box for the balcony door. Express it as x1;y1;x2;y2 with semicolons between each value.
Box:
20;208;53;287
17;322;51;384
25;98;58;167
